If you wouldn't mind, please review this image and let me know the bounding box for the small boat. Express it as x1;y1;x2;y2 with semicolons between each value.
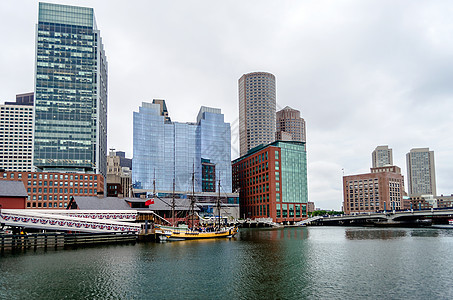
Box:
431;219;453;229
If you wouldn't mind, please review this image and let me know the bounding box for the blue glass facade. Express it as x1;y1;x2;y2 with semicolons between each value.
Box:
133;103;231;193
34;3;108;176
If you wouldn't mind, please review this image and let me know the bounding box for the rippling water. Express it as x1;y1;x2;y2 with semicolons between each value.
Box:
1;227;453;299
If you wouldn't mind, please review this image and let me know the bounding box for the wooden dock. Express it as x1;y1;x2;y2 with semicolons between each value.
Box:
0;232;137;252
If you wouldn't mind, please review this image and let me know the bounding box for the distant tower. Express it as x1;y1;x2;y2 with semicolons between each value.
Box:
372;145;393;168
406;148;436;196
238;72;276;156
276;106;306;142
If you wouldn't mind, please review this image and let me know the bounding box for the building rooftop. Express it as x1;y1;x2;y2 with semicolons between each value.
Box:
0;180;28;197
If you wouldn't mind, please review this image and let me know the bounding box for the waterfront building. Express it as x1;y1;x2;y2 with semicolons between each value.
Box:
276;106;306;142
238;72;276;156
232;141;308;224
343;166;404;214
0;180;28;209
372;145;393;168
0;93;34;171
106;150;132;197
132;101;232;194
0;170;104;208
406;148;436;197
34;3;108;176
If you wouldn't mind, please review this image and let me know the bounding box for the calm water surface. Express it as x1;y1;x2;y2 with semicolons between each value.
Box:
1;227;453;299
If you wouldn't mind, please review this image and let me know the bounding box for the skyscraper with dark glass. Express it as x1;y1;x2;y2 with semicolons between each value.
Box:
34;2;108;176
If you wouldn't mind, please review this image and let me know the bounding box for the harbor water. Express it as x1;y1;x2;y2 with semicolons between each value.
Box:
1;227;453;299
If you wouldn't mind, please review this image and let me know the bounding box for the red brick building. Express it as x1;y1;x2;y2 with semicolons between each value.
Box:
0;171;104;208
232;141;308;224
343;166;404;214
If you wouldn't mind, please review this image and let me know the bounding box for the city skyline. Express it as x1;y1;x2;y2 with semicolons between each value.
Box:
1;1;453;210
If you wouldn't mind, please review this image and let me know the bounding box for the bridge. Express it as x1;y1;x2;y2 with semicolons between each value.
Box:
315;208;453;226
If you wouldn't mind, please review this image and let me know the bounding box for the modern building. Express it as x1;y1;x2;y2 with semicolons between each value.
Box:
232;141;308;224
238;72;276;156
34;2;108;176
0;170;104;208
132;101;232;194
106;150;132;197
276;106;306;142
343;166;404;214
0;93;34;171
406;148;436;197
372;145;393;168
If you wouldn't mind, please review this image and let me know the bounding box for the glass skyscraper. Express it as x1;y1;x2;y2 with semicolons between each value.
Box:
133;102;232;193
34;3;108;176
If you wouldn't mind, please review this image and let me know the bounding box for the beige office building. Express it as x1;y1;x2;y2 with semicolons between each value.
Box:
238;72;276;156
276;106;306;142
372;145;393;168
0;93;34;171
406;148;436;197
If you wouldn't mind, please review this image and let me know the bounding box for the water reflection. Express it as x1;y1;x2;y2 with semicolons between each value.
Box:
410;230;439;238
1;227;453;299
345;228;407;240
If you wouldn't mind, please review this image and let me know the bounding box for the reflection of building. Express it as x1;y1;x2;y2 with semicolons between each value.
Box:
133;102;231;194
238;72;276;156
276;106;306;142
232;141;308;224
372;145;393;168
106;151;132;197
343;166;404;214
0;93;34;171
406;148;436;197
0;170;104;208
34;3;108;176
201;159;215;192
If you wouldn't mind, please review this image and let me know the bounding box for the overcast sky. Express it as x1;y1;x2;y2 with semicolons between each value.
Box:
1;0;453;210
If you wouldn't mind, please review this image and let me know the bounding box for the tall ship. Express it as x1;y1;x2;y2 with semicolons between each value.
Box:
154;168;239;241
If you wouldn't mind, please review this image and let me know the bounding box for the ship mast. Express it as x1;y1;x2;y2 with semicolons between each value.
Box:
153;169;156;199
190;163;195;229
172;178;175;227
217;178;221;230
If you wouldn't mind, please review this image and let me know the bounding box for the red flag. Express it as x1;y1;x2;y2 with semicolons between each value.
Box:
145;198;154;206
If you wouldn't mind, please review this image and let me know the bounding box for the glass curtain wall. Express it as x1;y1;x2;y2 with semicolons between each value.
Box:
34;3;107;176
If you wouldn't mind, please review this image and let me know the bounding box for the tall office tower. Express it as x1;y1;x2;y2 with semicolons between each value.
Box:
406;148;436;197
0;93;34;171
372;145;393;168
133;101;232;193
238;72;276;156
276;106;306;142
34;3;108;176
